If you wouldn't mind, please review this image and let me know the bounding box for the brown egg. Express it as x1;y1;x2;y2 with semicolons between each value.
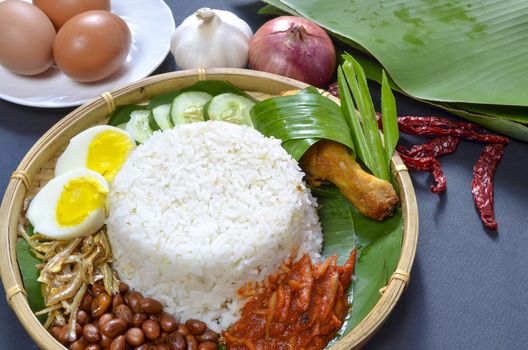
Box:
0;0;55;75
33;0;111;30
53;10;131;83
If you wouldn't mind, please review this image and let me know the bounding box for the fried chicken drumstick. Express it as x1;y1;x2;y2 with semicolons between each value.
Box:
300;140;399;221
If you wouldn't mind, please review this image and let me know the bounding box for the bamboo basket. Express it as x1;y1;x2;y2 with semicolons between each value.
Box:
0;68;418;350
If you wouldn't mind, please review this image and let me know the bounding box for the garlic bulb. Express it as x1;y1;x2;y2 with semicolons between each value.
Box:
170;8;253;69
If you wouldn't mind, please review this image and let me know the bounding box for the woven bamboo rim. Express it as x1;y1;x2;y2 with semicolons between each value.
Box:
0;68;418;350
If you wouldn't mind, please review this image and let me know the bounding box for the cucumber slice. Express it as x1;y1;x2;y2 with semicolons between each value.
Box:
126;110;154;143
206;93;255;126
171;92;212;125
152;103;173;131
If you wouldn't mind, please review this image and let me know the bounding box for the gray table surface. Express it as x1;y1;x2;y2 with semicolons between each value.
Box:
1;1;527;349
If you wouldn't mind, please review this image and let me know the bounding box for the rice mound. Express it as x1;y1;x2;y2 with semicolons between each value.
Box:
106;121;322;331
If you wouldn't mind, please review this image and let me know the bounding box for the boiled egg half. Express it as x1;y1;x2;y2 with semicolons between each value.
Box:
27;168;109;240
55;125;136;183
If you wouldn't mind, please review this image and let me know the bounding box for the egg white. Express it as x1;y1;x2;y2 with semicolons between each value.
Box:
27;168;109;240
54;125;135;179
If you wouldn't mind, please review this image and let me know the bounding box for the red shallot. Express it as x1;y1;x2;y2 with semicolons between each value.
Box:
248;16;336;87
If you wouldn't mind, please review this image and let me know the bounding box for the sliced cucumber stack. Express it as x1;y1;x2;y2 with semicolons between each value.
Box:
206;93;255;126
125;110;154;144
108;81;258;144
171;92;212;125
152;104;173;131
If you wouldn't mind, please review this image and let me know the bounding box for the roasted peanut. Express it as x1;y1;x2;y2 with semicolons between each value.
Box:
132;313;148;327
197;331;218;343
167;331;186;350
126;327;145;347
100;334;113;349
50;326;62;340
157;344;170;350
85;344;101;350
58;325;70;345
101;318;128;338
69;336;88;350
155;331;169;344
197;342;218;350
118;282;129;295
90;282;106;297
139;298;164;314
185;320;206;336
127;291;144;313
114;304;133;325
136;344;157;350
91;293;112;318
82;323;100;343
80;293;93;312
177;324;189;336
160;313;178;333
110;335;126;350
98;313;113;327
185;334;198;350
112;294;125;311
77;310;89;326
142;319;161;340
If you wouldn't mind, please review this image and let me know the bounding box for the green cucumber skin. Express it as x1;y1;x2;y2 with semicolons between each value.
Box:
206;93;255;127
171;92;213;126
126;110;154;144
152;104;173;131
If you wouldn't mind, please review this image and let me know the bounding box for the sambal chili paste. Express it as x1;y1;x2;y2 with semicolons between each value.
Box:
223;251;356;350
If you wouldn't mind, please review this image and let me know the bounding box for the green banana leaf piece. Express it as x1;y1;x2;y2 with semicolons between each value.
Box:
250;88;355;160
446;103;528;124
351;54;528;141
15;226;46;324
107;105;146;127
432;103;528;142
258;3;293;16
264;0;528;107
312;187;403;335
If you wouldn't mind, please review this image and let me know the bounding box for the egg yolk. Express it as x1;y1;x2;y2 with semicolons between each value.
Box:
56;177;108;227
87;130;134;182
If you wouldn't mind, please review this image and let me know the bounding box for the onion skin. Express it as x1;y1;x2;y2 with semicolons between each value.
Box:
249;16;336;87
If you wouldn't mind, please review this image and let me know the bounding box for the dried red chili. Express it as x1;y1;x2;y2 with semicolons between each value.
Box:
471;144;505;230
397;116;481;131
398;153;446;193
397;136;460;158
397;116;509;144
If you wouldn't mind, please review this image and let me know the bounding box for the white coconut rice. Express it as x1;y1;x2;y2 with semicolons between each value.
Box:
106;121;322;331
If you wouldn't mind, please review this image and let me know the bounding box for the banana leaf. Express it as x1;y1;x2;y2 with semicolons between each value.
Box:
313;186;403;335
107;105;146;127
15;226;46;324
258;3;294;16
351;54;528;141
264;0;528;107
444;103;528;124
250;88;355;160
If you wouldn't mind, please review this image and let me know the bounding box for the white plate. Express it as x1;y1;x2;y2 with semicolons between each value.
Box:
0;0;175;108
